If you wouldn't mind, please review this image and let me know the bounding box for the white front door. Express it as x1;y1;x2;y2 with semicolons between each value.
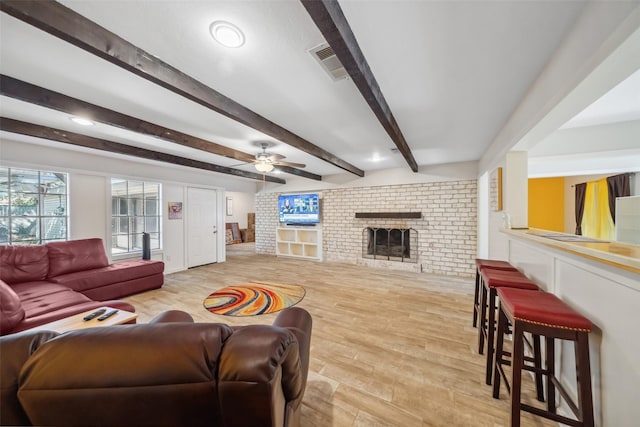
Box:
187;187;218;268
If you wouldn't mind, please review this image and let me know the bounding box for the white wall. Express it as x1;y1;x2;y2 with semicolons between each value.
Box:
505;151;529;229
477;172;489;259
69;174;108;240
224;191;255;229
260;161;478;194
162;184;186;273
0;137;258;273
485;161;510;261
0;137;259;193
530;120;640;158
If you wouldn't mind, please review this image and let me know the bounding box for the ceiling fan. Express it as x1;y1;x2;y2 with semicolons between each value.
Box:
247;142;306;173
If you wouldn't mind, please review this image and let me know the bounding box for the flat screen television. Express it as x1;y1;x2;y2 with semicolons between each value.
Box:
278;193;320;224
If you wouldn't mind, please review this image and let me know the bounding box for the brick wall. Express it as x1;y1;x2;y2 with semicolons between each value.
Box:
255;192;278;254
255;179;477;278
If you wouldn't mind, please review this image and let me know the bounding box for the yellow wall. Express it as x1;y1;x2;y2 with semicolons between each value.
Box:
528;177;565;232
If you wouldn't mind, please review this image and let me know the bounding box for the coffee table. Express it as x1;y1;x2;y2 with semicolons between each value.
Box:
28;307;138;334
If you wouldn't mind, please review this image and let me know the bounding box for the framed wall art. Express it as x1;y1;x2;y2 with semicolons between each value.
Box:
490;167;503;211
168;202;183;220
226;197;233;216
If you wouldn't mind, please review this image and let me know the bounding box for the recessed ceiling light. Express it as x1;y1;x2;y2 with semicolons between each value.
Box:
209;21;245;48
70;117;94;126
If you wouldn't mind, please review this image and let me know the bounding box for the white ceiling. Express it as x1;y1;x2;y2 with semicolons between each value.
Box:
561;68;640;129
0;0;635;183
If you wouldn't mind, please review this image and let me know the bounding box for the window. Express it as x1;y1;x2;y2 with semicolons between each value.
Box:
111;179;161;255
0;167;68;245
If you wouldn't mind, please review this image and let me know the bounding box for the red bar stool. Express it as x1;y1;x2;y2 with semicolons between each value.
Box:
478;269;539;385
473;259;517;328
493;287;594;427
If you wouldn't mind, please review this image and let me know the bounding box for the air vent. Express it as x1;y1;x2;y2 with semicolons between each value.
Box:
309;43;348;82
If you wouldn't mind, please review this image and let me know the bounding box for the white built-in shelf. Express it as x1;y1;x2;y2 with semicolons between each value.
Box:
276;226;322;261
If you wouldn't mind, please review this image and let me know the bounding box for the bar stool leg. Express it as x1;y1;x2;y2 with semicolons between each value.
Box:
473;269;480;327
492;305;507;399
532;334;544;402
485;287;497;385
576;332;595;427
546;337;556;413
477;280;488;355
510;321;525;427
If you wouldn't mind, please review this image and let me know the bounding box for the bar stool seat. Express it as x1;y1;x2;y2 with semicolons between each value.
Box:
493;287;594;427
475;259;517;270
478;269;539;385
499;288;592;332
473;259;517;328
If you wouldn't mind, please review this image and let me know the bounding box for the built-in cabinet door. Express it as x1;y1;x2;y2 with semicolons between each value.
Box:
187;187;217;268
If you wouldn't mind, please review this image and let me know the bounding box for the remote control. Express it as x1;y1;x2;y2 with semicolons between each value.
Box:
83;308;107;321
97;309;119;321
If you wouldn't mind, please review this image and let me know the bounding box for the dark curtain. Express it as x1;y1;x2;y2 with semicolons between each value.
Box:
607;173;631;224
575;183;586;235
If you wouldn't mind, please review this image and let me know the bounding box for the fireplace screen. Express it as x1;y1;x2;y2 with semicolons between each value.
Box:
362;227;417;263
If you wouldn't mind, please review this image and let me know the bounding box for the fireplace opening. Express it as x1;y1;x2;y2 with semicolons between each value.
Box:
362;227;417;263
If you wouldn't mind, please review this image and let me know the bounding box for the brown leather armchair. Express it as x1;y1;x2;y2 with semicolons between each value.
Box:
0;307;312;427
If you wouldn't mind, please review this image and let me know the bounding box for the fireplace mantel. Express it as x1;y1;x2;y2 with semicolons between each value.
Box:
355;212;421;219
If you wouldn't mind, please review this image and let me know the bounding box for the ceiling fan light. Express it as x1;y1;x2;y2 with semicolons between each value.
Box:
255;162;274;173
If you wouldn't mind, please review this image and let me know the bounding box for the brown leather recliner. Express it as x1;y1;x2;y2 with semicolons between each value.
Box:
0;307;312;427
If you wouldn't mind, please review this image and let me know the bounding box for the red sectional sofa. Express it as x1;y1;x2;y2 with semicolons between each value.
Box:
0;238;164;335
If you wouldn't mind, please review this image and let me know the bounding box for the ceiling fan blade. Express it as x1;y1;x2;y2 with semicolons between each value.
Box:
266;153;285;161
275;161;306;168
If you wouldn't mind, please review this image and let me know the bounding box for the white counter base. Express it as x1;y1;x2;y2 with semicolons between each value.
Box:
503;229;640;427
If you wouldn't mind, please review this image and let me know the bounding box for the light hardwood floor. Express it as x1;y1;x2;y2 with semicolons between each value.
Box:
124;244;555;427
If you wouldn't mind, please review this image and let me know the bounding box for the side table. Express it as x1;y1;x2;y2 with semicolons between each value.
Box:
28;307;137;334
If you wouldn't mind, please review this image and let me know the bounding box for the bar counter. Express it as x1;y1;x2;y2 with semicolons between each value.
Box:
500;228;639;426
505;227;640;275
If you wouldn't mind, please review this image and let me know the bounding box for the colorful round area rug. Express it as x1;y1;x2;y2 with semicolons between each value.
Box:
203;281;305;316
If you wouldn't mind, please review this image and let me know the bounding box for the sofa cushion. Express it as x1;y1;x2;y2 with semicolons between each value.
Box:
0;330;59;425
0;245;49;284
82;274;164;301
19;288;94;319
17;323;231;427
46;239;109;278
0;280;25;334
49;260;164;293
10;282;73;301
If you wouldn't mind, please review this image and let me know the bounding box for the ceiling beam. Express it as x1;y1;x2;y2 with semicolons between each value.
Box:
0;118;286;184
0;0;365;177
0;75;254;163
273;165;322;181
301;0;419;172
1;75;321;181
